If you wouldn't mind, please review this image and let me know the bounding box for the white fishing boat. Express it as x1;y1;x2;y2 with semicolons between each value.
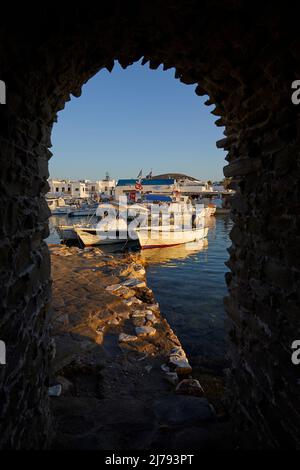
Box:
47;197;77;215
135;225;209;249
74;218;131;246
56;201;208;248
68;203;99;217
74;227;129;246
56;201;143;245
56;221;130;245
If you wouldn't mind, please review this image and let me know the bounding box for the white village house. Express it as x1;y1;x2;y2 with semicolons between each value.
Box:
48;179;88;198
84;178;115;198
47;176;115;199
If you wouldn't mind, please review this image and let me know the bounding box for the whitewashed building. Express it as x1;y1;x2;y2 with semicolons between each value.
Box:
48;179;88;198
47;177;116;199
84;179;115;198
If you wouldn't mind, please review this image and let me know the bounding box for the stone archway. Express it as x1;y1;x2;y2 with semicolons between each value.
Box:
1;2;300;449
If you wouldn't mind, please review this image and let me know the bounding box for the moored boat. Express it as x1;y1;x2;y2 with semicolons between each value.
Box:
55;225;79;241
47;197;77;215
74;215;135;246
135;225;209;249
68;203;99;217
74;227;130;246
56;202;148;246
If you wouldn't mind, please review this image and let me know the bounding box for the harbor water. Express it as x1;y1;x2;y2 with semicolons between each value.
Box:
143;215;232;364
47;213;232;365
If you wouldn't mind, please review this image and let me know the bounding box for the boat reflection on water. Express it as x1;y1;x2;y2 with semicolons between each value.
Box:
140;238;209;265
204;215;216;230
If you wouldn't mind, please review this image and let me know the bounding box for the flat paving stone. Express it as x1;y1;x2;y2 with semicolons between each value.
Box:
50;247;226;450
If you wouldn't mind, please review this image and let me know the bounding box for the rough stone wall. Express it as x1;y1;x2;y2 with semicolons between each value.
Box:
0;88;53;448
223;84;300;447
0;1;300;448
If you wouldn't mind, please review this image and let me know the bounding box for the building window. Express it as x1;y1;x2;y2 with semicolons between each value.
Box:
75;188;79;192
68;187;71;192
56;188;59;192
62;187;65;192
92;186;95;191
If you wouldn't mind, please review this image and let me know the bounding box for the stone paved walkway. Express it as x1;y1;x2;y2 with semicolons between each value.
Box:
49;245;232;450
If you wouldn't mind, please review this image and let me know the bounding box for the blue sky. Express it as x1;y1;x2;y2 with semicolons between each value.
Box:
50;60;226;182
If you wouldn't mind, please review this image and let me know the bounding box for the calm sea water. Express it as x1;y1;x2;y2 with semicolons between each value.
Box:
47;214;232;363
141;215;233;362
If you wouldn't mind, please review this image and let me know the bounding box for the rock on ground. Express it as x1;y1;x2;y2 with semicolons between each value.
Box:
49;244;230;450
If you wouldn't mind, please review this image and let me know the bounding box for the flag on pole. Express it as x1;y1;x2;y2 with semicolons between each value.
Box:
135;169;143;191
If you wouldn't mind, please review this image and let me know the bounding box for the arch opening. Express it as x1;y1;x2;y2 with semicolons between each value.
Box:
46;60;233;449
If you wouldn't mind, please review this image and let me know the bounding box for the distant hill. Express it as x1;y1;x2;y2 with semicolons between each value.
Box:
152;173;199;181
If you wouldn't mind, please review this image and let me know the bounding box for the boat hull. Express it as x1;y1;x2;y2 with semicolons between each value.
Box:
136;227;208;249
75;228;129;246
56;226;78;241
68;209;96;217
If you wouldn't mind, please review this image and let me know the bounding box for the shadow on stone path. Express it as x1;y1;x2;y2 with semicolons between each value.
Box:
49;245;233;450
